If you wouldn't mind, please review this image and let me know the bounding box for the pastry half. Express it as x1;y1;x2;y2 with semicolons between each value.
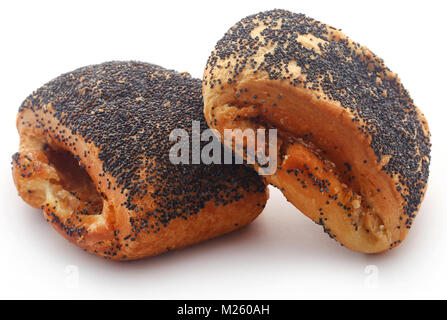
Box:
202;10;430;253
13;61;268;260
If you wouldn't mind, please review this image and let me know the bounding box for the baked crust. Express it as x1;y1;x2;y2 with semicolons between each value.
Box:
12;61;268;260
203;10;431;253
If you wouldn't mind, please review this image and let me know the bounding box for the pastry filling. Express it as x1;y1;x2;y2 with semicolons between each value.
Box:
43;144;103;215
212;102;387;239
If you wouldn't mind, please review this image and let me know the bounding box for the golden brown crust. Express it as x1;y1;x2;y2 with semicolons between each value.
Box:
12;61;268;260
202;10;431;253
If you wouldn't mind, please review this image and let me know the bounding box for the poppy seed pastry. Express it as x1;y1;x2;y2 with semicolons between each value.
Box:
12;61;268;261
202;9;431;253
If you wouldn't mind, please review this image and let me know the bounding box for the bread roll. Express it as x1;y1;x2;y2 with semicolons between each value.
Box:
12;61;268;260
202;10;430;253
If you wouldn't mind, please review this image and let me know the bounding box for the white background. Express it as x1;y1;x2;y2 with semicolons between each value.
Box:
0;0;446;299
